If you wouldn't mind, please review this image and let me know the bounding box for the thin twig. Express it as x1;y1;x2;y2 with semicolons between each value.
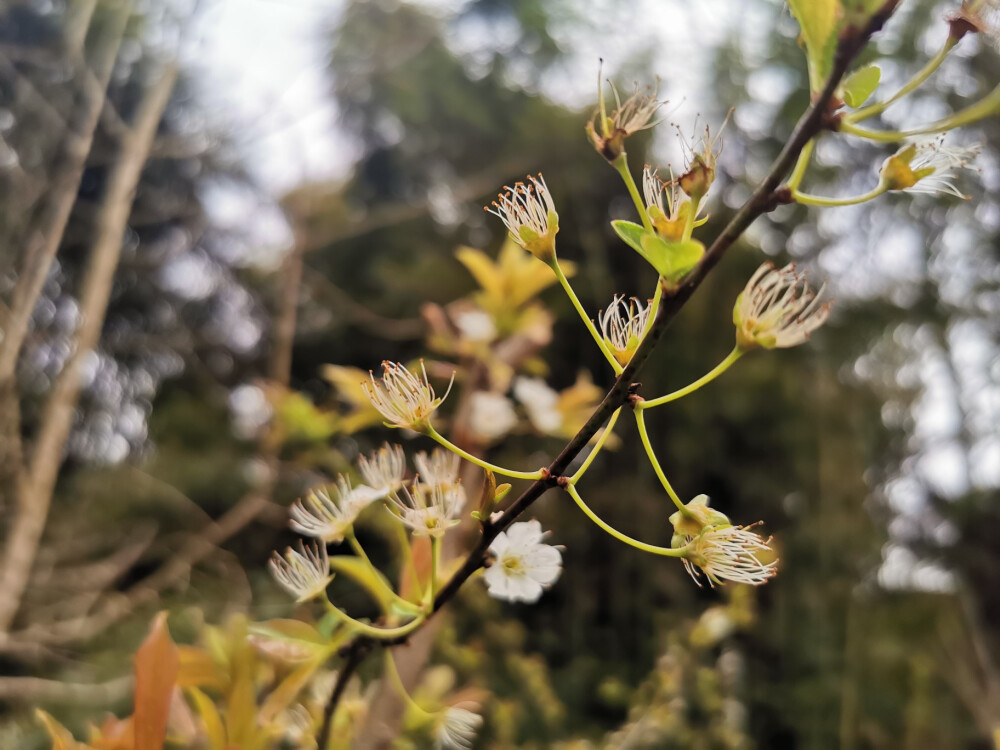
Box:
318;640;371;749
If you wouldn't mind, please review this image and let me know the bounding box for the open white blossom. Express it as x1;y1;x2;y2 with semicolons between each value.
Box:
269;542;332;602
435;705;483;750
387;477;464;537
362;360;452;430
586;78;665;160
733;262;831;351
358;443;407;495
643;164;705;240
903;138;980;198
599;82;663;137
414;448;461;487
453;309;496;342
513;376;562;433
485;174;559;260
682;525;778;587
467;391;518;444
484;520;562;603
289;476;382;543
599;295;651;366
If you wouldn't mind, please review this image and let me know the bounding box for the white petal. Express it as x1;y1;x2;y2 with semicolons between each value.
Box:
505;520;544;547
487;530;511;557
506;574;544;603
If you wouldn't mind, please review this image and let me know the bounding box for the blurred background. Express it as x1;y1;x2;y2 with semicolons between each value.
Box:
0;0;998;747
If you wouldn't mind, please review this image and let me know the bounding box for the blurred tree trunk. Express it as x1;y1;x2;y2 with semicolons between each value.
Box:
0;56;178;632
0;2;129;509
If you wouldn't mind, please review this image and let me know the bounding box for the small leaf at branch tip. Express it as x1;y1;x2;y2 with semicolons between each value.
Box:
841;64;880;107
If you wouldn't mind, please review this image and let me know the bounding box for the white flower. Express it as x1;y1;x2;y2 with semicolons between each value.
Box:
643;164;704;240
358;443;407;495
289;476;382;543
362;360;452;430
435;705;483;750
587;78;665;160
682;525;778;587
414;448;461;487
484;520;562;603
387;477;464;537
603;81;663;137
269;542;332;602
513;376;562;433
599;295;651;366
485;173;559;261
902;138;980;198
733;262;831;350
467;391;518;444
453;309;496;342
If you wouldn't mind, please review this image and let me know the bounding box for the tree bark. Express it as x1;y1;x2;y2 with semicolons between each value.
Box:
0;2;131;512
0;58;179;633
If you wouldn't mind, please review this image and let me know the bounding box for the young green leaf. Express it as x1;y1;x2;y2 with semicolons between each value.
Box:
842;64;881;107
788;0;842;88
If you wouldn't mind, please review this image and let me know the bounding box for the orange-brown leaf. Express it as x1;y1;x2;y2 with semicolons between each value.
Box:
400;536;432;601
133;612;179;750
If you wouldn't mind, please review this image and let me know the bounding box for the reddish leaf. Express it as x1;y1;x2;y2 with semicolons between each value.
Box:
133;611;179;750
400;536;432;602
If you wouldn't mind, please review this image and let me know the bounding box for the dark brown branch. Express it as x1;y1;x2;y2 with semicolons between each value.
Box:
316;3;897;732
318;639;371;748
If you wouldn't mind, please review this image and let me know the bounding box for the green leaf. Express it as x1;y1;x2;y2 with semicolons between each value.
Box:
788;0;842;88
842;64;881;107
639;234;706;284
611;220;646;254
613;220;704;283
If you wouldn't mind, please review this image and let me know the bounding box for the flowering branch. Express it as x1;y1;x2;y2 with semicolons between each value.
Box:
316;5;899;738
